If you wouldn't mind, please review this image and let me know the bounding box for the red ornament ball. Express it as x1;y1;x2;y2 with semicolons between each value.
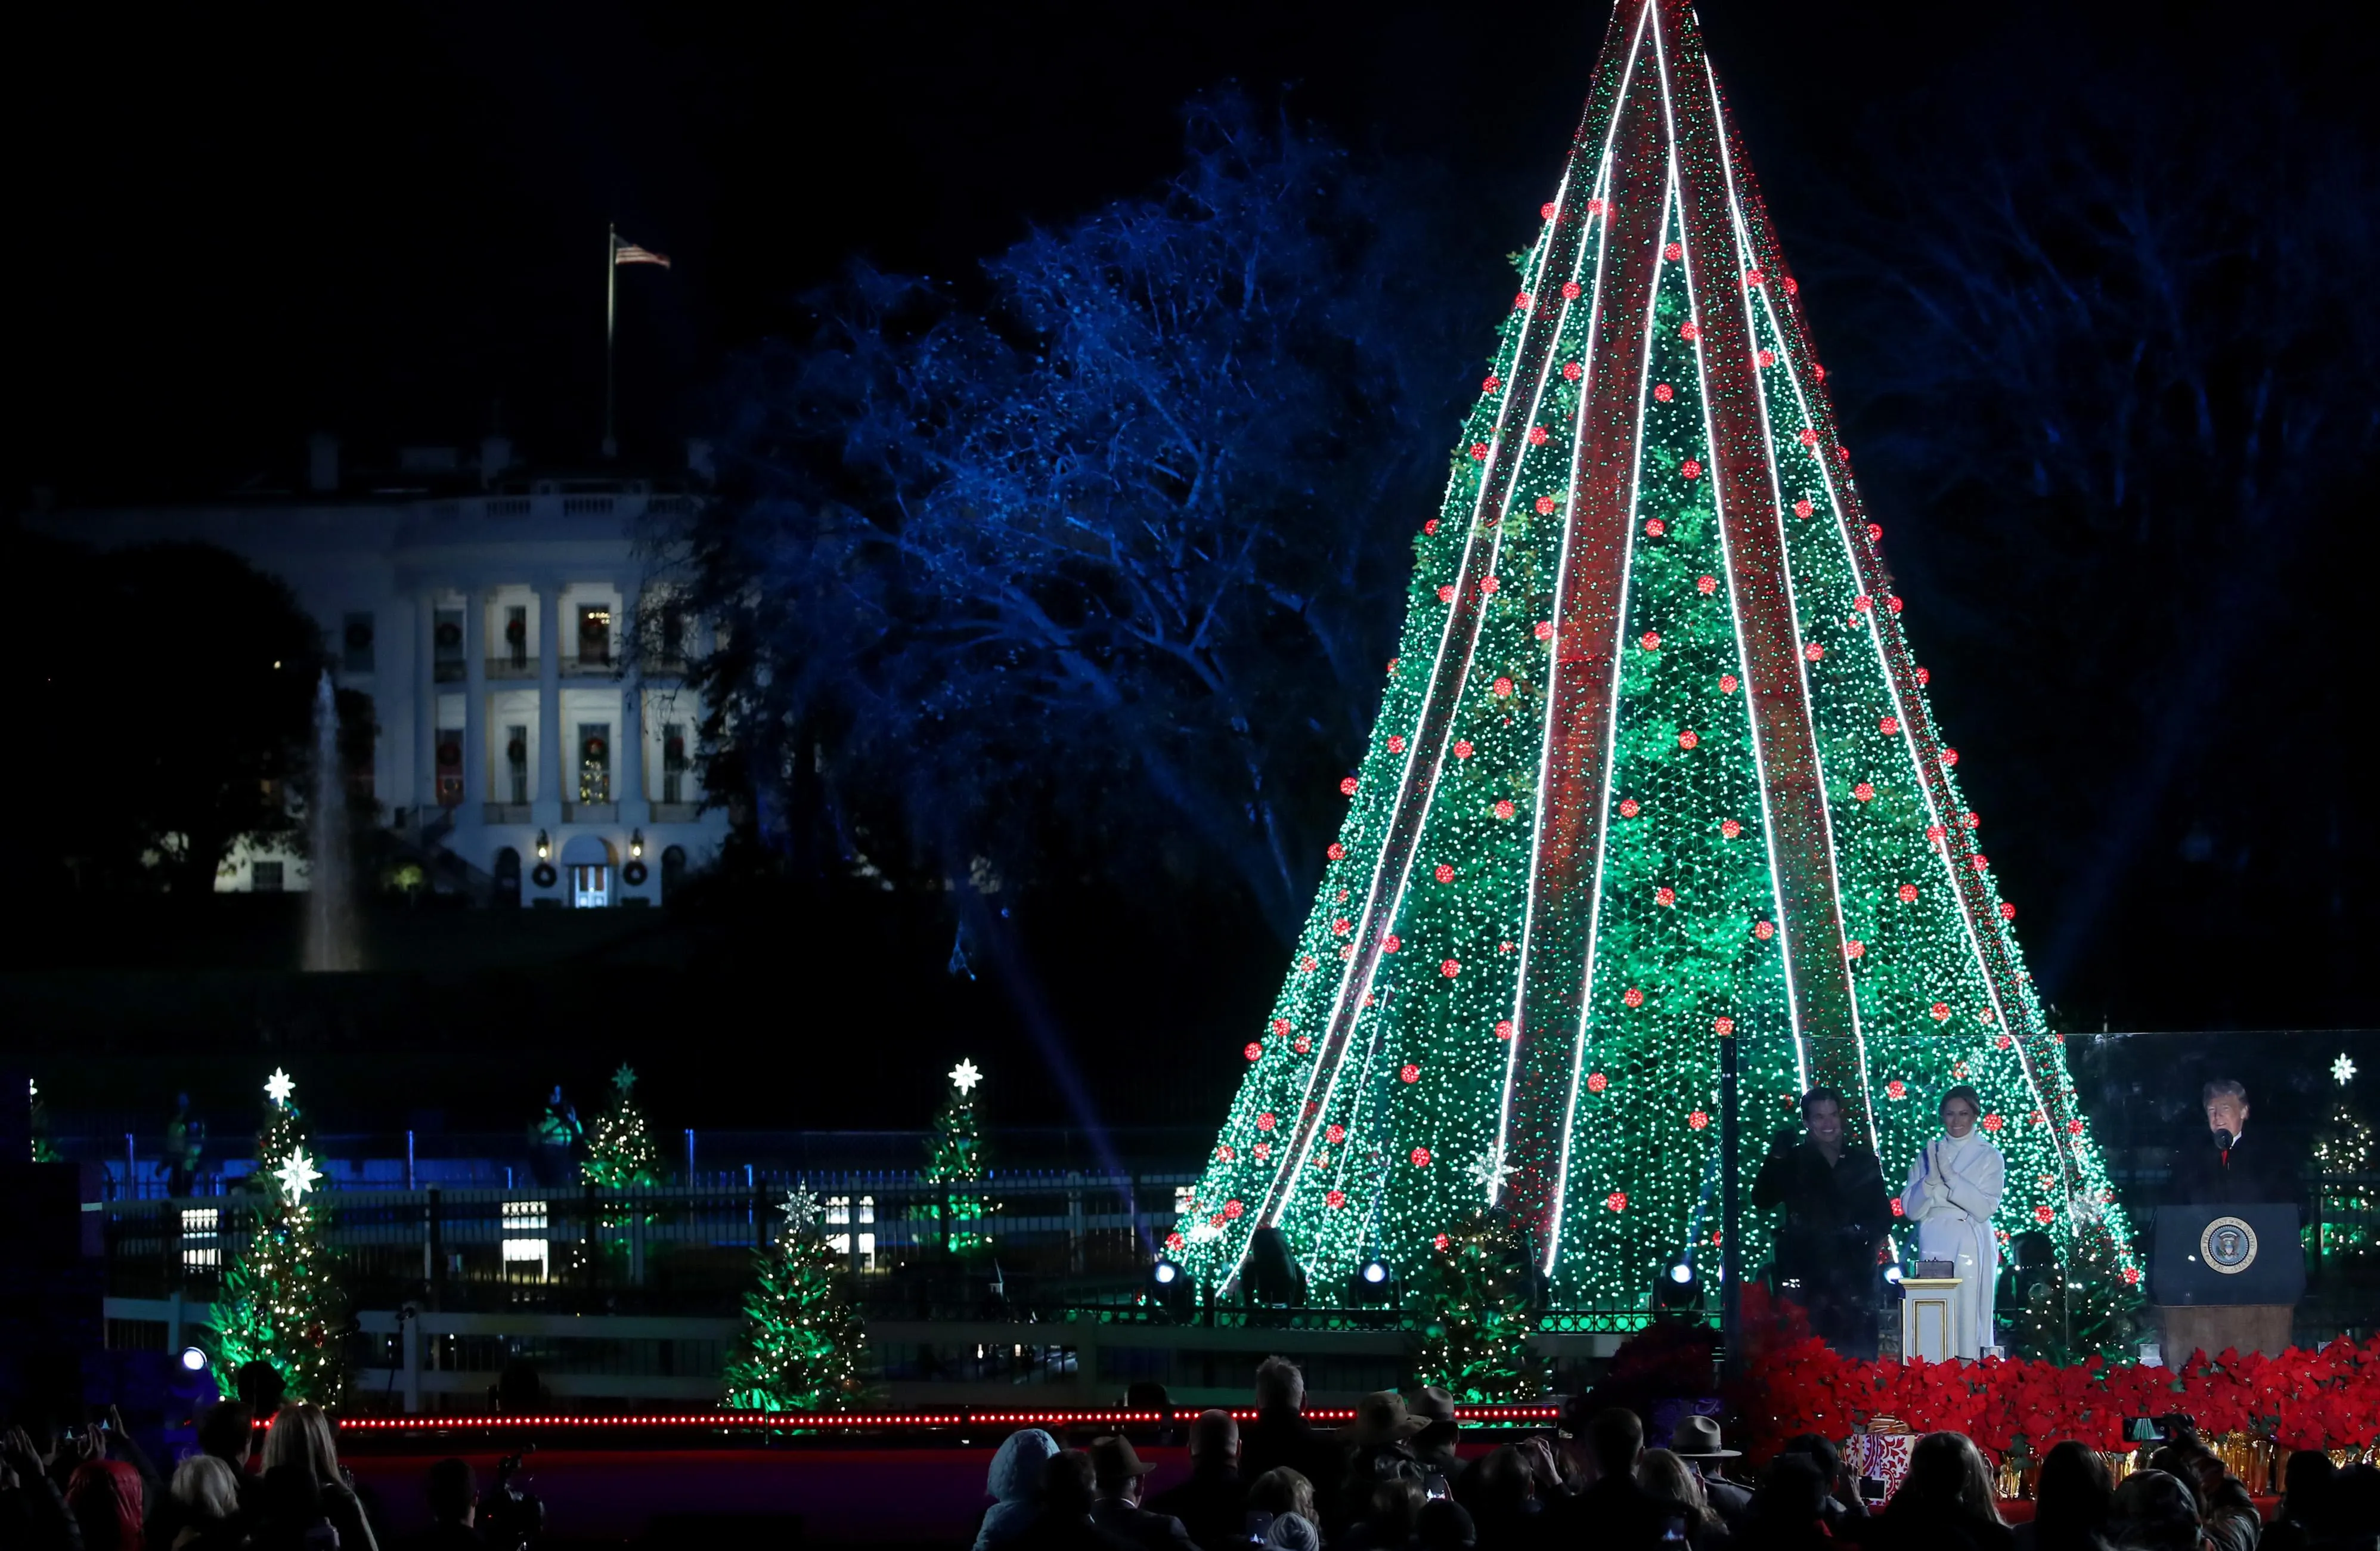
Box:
1561;280;1582;301
1998;902;2016;920
1563;360;1583;381
1512;292;1531;311
1897;884;1918;903
1300;955;1318;971
1622;988;1644;1009
1167;1231;1185;1251
1400;1063;1421;1083
1697;574;1718;595
1434;1232;1451;1250
1854;595;1873;614
1720;673;1739;694
1495;1019;1516;1040
1423;518;1439;535
1253;1141;1270;1160
1925;823;1947;843
1527;425;1550;447
1798;428;1819;447
1606;1191;1628;1211
1867;523;1883;541
1845;939;1865;959
1655;885;1676;906
1244;1042;1263;1061
1720;818;1741;839
1493;676;1514;698
2122;1265;2142;1286
1654;383;1674;403
1469;442;1489;462
1663;242;1683;261
1387;734;1407;753
1714;1016;1736;1036
1452;739;1473;760
1640;631;1662;651
1327;842;1344;860
1783;277;1799;296
1679;320;1699;341
1587;1072;1609;1093
1411;1147;1432;1168
1837;445;1851;462
1754;920;1775;939
1942;748;1960;767
1326;1123;1346;1144
1437;584;1456;603
1495;800;1516;819
1482;374;1501;392
1535;495;1557;515
1891;1197;1906;1217
1620;798;1641;818
1929;1002;1953;1023
2034;1204;2055;1225
1916;666;1931;686
1804;642;1825;662
1331;918;1351;937
1680;459;1702;480
1224;1199;1245;1219
1540;201;1557;219
1880;716;1900;736
1758;348;1777;367
1853;781;1875;802
1294;1036;1311;1054
1678;729;1699;749
1439;958;1461;978
1886;1080;1907;1100
1383;934;1402;952
1969;855;1989;874
1995;1033;2013;1050
2068;1118;2084;1135
1480;575;1501;594
1339;776;1359;795
1982;1112;2005;1132
1645;518;1667;537
1962;811;1981;829
1535;620;1555;640
1689;1110;1709;1129
1434;863;1455;884
1216;1144;1236;1161
1256;1112;1278;1131
1793;497;1814;518
1886;595;1904;614
1326;1189;1347;1209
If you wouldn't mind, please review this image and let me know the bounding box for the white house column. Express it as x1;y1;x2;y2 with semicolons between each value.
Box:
414;593;436;822
618;585;646;822
461;585;488;829
535;581;563;826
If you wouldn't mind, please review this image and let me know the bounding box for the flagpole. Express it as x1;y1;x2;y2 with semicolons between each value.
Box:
603;223;619;460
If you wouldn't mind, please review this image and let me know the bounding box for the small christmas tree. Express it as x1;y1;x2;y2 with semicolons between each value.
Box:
922;1059;990;1255
722;1188;872;1415
582;1063;663;1187
2316;1053;2375;1264
206;1068;351;1404
2003;1206;2142;1364
1413;1208;1548;1403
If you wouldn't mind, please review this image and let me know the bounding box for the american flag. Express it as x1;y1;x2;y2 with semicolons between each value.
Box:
614;239;671;269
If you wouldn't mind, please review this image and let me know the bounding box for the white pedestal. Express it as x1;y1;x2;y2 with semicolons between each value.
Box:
1899;1276;1961;1364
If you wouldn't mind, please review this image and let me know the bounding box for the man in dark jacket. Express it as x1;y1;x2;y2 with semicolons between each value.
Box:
1752;1086;1894;1358
1539;1408;1685;1551
1149;1411;1247;1551
1089;1438;1197;1551
1241;1357;1344;1525
2165;1079;2303;1214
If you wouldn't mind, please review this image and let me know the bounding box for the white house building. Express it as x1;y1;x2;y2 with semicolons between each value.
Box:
35;435;728;907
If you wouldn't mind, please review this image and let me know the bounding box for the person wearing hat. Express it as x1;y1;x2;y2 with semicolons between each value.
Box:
1405;1388;1462;1483
1341;1391;1428;1504
1087;1437;1195;1551
1668;1415;1752;1531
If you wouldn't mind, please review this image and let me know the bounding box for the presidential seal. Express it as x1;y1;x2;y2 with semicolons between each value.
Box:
2199;1215;2258;1275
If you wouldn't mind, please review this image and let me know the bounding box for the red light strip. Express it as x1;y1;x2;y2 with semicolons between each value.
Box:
338;1406;1563;1432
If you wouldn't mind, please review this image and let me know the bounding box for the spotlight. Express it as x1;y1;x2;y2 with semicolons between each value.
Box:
1148;1258;1195;1320
180;1345;210;1373
1883;1264;1904;1286
1654;1260;1705;1312
1346;1256;1397;1306
1152;1259;1180;1287
1668;1262;1694;1285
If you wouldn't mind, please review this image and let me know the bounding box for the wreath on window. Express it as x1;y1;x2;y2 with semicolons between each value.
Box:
622;860;649;887
506;739;528;765
582;735;608;761
663;736;686;763
505;617;527;645
531;862;558;889
435;621;463;649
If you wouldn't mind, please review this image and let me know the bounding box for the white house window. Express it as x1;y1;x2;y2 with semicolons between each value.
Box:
578;723;611;803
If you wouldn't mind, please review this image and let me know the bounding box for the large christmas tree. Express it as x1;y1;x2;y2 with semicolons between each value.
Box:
206;1068;351;1403
1171;0;2137;1315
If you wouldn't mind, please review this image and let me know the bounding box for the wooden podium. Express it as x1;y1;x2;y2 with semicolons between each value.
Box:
2150;1203;2301;1358
1898;1276;1963;1364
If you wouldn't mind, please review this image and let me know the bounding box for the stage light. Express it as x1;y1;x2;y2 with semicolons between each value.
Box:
1883;1264;1903;1285
1668;1262;1693;1284
1147;1258;1195;1320
180;1345;210;1373
1154;1260;1179;1286
1346;1255;1397;1306
1363;1259;1389;1284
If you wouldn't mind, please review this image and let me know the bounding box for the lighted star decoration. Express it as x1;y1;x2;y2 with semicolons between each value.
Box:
949;1058;983;1095
275;1147;323;1202
264;1068;296;1108
613;1063;639;1095
2335;1054;2358;1086
1468;1144;1517;1194
780;1187;823;1235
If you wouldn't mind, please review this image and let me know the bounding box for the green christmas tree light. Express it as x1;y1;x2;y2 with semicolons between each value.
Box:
1414;1209;1548;1402
721;1189;873;1416
582;1063;663;1188
2316;1054;2375;1266
922;1058;991;1256
1172;0;2137;1323
204;1068;352;1404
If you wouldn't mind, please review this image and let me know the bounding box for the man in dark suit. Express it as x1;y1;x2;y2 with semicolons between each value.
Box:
1752;1086;1894;1358
1539;1408;1686;1551
1239;1357;1344;1526
2166;1079;2303;1214
1148;1411;1247;1551
1089;1438;1198;1551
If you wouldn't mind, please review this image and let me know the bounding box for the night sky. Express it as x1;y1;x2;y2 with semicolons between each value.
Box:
13;2;2379;1134
27;1;2343;492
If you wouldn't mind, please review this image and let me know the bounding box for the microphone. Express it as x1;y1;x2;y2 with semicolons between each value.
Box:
2213;1128;2238;1152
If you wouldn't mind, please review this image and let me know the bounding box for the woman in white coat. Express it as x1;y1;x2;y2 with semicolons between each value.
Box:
1902;1083;2004;1358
